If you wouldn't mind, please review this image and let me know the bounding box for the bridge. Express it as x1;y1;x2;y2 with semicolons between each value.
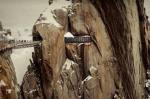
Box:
0;36;92;52
0;41;41;52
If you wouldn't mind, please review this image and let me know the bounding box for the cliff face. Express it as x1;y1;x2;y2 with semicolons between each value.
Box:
21;65;44;99
21;0;149;99
0;53;18;99
0;24;18;99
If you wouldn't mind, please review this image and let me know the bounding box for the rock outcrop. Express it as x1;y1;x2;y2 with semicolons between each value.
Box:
0;23;18;99
21;0;150;99
21;64;44;99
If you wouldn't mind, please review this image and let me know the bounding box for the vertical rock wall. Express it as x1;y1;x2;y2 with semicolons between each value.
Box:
0;24;18;99
0;53;18;99
21;0;149;99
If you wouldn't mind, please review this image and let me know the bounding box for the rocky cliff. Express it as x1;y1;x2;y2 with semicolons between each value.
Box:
0;22;18;99
21;0;150;99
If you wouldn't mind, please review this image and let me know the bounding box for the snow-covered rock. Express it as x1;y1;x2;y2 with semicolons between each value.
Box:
6;89;12;94
64;32;74;38
0;80;6;87
62;58;75;70
6;34;15;41
83;75;93;82
36;0;72;27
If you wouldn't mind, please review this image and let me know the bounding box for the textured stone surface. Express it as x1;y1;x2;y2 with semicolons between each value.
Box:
21;0;150;99
21;65;44;99
0;53;18;99
0;25;18;99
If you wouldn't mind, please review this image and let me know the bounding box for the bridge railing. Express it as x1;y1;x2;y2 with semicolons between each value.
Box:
64;36;92;43
0;40;41;52
0;36;92;52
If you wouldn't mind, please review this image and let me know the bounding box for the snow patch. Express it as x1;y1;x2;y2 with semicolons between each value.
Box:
63;59;75;70
90;66;97;71
68;5;74;17
89;66;97;74
57;80;61;84
0;80;6;87
6;89;12;94
74;54;77;57
29;89;37;94
36;0;72;27
83;75;93;82
78;43;84;47
6;34;15;40
146;79;150;87
64;32;74;38
82;75;93;85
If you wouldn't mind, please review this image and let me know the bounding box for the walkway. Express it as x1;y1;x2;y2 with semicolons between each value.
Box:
0;40;41;52
0;36;92;52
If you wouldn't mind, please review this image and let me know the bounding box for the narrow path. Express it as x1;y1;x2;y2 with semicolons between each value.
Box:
0;36;92;52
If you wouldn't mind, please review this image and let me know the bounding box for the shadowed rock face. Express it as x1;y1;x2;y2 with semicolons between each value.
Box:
21;0;149;99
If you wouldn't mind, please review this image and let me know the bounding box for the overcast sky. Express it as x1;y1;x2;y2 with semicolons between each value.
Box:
0;0;149;29
0;0;48;29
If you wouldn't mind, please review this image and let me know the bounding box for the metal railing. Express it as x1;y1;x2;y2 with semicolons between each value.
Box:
0;40;41;52
0;36;92;52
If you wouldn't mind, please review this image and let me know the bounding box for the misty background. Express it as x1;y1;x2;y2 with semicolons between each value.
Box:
0;0;150;84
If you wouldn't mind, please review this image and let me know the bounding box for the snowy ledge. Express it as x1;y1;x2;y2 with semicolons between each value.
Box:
35;0;72;28
62;58;76;70
64;32;74;38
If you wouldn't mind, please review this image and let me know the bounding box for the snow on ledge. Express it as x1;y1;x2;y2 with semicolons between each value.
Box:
82;75;93;84
84;75;93;81
62;59;76;70
36;0;72;28
0;80;6;87
29;89;37;94
64;32;74;38
6;34;15;40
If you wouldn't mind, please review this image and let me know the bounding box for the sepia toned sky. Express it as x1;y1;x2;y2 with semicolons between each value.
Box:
0;0;149;30
0;0;48;29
